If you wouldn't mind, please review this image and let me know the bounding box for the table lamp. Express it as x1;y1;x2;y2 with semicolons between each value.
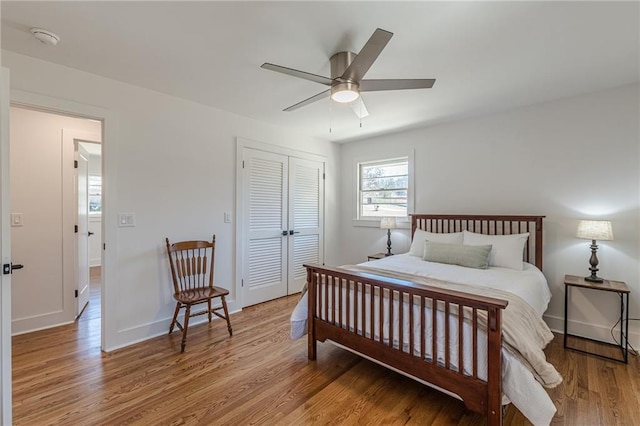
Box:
380;217;397;256
576;220;614;283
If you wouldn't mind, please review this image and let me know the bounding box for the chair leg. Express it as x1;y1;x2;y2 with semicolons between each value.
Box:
169;302;181;334
221;296;232;336
181;305;191;352
208;298;212;322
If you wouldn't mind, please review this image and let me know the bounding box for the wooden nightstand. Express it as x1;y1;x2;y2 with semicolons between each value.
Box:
564;274;630;363
367;253;388;261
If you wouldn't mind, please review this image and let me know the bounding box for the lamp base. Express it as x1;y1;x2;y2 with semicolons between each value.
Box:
585;241;604;283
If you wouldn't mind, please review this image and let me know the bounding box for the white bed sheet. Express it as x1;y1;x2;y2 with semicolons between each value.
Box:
291;255;556;426
362;254;552;316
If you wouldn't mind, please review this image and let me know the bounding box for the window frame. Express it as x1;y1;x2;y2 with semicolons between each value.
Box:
352;152;414;228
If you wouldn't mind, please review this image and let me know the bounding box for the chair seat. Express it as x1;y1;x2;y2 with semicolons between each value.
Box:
174;286;230;304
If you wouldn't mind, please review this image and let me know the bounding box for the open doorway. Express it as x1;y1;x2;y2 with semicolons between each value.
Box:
10;105;102;336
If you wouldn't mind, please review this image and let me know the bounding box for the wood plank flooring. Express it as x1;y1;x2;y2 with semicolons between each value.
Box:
12;273;640;425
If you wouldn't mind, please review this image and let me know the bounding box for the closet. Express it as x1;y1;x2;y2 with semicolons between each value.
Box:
239;143;324;306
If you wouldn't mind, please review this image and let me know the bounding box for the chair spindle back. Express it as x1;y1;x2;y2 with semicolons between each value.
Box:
166;236;216;294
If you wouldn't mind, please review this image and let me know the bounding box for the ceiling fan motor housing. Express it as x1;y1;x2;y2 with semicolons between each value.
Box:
330;51;358;80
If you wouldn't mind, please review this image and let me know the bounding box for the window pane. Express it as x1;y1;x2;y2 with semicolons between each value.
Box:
359;159;408;218
361;175;408;191
88;175;102;213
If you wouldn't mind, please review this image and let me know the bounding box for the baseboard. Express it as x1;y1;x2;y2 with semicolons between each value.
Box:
545;314;640;348
12;319;74;336
105;307;242;352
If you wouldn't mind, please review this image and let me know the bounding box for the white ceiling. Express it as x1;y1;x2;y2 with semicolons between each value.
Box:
1;1;638;143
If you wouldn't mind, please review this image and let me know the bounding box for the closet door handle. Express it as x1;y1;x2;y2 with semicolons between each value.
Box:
282;230;288;236
289;230;300;235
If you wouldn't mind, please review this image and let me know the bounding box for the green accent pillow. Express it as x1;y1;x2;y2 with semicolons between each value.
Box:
423;241;492;269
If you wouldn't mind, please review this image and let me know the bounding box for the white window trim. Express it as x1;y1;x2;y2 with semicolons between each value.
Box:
352;150;414;228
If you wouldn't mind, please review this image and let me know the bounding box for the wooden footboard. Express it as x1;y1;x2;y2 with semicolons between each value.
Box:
305;264;508;426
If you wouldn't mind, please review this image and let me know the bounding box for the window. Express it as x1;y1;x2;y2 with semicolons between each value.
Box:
88;175;102;214
358;157;408;219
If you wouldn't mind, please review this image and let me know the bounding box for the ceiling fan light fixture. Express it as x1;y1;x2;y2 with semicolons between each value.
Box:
331;82;360;103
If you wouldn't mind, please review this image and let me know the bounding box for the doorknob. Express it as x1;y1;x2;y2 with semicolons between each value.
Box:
3;263;24;274
88;231;95;236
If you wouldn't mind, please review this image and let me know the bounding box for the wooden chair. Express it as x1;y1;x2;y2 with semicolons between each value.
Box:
165;235;232;352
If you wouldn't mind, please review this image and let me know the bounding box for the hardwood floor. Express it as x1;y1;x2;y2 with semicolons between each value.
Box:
12;277;640;425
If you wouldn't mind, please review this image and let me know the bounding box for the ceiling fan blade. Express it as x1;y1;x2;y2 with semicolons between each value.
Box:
283;89;331;112
341;28;393;83
349;97;369;119
261;63;334;86
360;79;436;92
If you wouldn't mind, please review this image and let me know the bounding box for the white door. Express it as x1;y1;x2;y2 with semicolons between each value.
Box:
76;144;90;317
288;157;324;294
0;67;13;425
241;148;324;306
242;149;288;306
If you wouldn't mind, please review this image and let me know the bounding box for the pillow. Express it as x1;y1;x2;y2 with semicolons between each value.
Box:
423;241;492;269
462;230;529;271
408;229;464;257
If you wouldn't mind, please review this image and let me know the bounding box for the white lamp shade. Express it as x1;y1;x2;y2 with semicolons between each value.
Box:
380;217;397;230
576;220;614;241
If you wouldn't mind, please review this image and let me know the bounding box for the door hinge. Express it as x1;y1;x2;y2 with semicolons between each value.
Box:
323;173;325;180
74;160;78;169
241;279;244;287
74;225;78;233
103;243;106;250
74;290;78;298
242;160;245;168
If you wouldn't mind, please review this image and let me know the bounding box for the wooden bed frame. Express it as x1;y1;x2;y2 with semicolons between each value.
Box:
305;214;544;426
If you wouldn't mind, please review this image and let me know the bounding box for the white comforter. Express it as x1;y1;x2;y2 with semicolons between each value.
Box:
291;254;558;426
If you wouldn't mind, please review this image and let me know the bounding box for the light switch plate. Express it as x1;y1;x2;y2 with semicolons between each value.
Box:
11;213;23;227
118;212;136;227
224;212;232;223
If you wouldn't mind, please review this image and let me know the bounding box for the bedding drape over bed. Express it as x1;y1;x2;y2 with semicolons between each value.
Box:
292;254;560;426
341;264;562;388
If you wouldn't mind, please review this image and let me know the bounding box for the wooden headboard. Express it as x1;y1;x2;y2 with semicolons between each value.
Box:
411;214;545;270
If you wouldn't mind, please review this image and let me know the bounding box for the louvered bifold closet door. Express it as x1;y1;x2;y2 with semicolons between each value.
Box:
242;149;289;307
288;157;324;294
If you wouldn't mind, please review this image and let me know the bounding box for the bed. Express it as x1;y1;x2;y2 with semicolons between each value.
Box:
291;214;561;426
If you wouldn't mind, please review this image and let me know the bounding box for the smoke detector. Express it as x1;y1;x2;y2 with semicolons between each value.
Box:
30;28;60;46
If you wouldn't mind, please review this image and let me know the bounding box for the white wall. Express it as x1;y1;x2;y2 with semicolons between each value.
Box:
2;50;341;350
339;83;640;346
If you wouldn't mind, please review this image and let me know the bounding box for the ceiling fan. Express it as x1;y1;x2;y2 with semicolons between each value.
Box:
261;28;436;118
